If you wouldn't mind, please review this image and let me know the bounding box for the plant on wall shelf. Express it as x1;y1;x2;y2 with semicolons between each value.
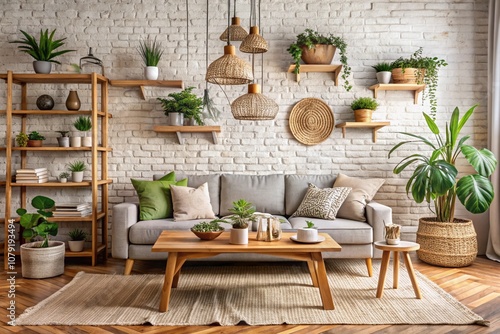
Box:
371;62;393;72
16;132;29;147
157;87;204;125
138;37;164;67
67;160;87;172
73;116;92;132
287;29;351;91
10;29;75;64
350;97;379;111
28;131;46;141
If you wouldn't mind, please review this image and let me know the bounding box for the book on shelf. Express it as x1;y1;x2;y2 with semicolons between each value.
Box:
15;177;49;184
52;210;92;217
16;168;48;174
55;202;91;210
16;172;48;179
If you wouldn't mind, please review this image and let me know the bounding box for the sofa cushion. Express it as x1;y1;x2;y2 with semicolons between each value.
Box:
288;217;373;244
333;174;385;222
171;183;216;221
285;174;337;216
291;184;351;220
219;174;285;216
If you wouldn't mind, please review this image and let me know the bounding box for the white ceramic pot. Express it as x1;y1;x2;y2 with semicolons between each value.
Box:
72;171;84;182
386;238;400;245
33;61;52;74
20;241;65;278
70;136;82;147
68;240;85;252
376;71;392;84
60;177;68;183
81;136;92;147
229;228;248;245
297;228;318;242
145;66;159;80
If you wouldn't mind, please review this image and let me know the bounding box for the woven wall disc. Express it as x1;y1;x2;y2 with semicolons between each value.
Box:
289;98;334;145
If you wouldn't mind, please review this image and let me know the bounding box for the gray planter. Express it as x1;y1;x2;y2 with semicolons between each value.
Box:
169;112;184;126
20;241;65;278
57;137;70;147
33;61;52;74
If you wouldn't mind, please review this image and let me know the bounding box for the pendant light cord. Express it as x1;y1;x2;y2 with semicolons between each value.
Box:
233;0;236;18
259;0;264;90
227;0;231;45
186;0;189;74
205;0;209;89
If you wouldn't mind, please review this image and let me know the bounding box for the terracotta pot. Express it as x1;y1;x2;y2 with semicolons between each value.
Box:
391;68;425;84
300;44;336;65
27;139;43;147
354;109;373;122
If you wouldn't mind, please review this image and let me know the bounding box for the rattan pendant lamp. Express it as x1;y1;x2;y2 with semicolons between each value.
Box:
206;0;253;85
219;0;248;42
240;0;268;54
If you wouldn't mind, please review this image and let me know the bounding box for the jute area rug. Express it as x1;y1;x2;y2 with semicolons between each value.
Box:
16;259;487;326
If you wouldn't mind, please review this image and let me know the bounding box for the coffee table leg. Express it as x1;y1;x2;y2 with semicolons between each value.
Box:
376;250;391;298
311;252;334;310
393;251;399;289
402;251;422;299
159;252;178;312
307;260;319;287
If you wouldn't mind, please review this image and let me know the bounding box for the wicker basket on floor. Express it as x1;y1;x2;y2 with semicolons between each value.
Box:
416;217;477;268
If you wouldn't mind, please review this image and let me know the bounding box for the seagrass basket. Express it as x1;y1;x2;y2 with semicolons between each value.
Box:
416;218;477;267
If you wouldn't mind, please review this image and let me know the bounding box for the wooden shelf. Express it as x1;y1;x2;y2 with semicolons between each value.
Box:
0;73;107;85
287;64;342;85
65;244;106;258
153;125;221;144
11;146;112;152
10;180;113;187
335;121;390;143
0;109;112;118
368;84;425;104
109;79;184;100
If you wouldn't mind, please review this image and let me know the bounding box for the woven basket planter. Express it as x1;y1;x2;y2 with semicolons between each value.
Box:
21;240;65;278
416;218;477;267
354;109;373;122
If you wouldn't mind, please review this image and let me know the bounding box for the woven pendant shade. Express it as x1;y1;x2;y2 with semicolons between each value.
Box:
231;83;279;120
220;17;248;41
206;45;253;85
240;26;268;54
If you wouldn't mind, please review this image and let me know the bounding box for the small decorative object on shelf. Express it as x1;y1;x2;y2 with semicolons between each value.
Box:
66;90;81;111
371;62;393;84
79;47;105;75
73;116;92;147
256;214;282;242
191;220;225;240
158;87;204;126
36;94;55;110
15;132;29;147
27;131;46;147
384;224;401;245
138;37;163;80
55;131;70;147
68;228;87;252
297;220;318;242
350;97;379;123
67;160;87;182
58;171;70;183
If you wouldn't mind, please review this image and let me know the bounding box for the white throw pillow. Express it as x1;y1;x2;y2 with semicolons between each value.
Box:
291;183;352;220
170;182;216;221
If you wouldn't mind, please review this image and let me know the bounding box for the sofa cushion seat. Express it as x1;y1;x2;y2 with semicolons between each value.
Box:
288;217;373;244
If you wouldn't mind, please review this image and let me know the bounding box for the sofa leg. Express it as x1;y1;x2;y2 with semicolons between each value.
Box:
365;258;373;277
124;259;134;275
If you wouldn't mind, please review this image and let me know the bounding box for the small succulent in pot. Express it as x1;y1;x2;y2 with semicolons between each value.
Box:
58;171;70;183
68;228;87;241
16;132;29;147
73;116;92;132
67;160;87;172
191;219;226;240
27;131;46;147
56;130;69;137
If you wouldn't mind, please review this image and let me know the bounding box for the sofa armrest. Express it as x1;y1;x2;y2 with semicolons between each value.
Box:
111;202;139;259
366;201;392;258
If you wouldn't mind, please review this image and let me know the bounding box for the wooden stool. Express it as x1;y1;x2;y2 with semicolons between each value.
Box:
374;241;421;299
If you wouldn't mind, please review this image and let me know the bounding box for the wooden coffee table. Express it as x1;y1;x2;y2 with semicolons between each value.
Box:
152;230;341;312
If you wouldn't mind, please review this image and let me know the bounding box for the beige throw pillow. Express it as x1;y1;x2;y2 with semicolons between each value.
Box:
333;173;385;222
291;183;352;220
170;182;216;221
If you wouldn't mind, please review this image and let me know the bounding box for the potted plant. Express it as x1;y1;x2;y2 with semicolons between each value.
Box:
67;160;87;182
191;220;226;240
372;62;393;84
68;228;87;252
138;37;164;80
15;132;29;147
296;220;319;242
390;47;448;119
157;87;203;126
388;105;497;267
17;195;65;278
287;29;352;91
226;199;257;245
10;29;75;74
58;171;70;183
27;131;46;147
55;130;70;147
73;116;92;147
350;97;379;122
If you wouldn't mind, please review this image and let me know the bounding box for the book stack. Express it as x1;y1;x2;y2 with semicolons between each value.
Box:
52;203;92;217
15;168;48;183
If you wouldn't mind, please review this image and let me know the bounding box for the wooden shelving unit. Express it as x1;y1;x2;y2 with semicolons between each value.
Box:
0;71;112;269
153;125;221;144
287;64;342;85
368;83;425;104
109;79;184;100
335;121;390;143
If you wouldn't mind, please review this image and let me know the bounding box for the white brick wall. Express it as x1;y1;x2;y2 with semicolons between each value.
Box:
0;0;491;252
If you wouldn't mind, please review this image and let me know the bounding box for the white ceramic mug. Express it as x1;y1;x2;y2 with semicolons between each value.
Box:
297;228;318;242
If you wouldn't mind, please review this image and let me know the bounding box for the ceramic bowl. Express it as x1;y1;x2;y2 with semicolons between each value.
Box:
191;228;224;240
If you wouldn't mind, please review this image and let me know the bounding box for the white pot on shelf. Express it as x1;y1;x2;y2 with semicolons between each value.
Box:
376;71;392;84
81;136;92;147
70;136;82;147
229;228;248;245
68;240;85;252
145;66;159;80
72;171;84;182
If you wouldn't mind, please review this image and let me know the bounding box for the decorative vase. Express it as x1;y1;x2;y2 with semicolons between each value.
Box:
27;139;43;147
70;136;82;147
33;61;52;74
229;228;248;245
416;217;477;267
376;71;392;84
256;215;282;241
72;171;84;182
68;240;85;252
354;109;373;122
145;66;159;80
300;44;336;64
36;94;55;110
57;137;70;147
385;224;401;245
81;135;92;147
297;228;318;242
20;241;65;278
66;90;81;111
169;112;184;126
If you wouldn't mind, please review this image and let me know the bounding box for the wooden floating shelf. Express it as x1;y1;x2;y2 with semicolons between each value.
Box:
0;109;112;118
368;84;425;104
153;125;221;144
287;64;342;85
109;79;184;100
335;121;390;143
0;73;107;84
10;180;113;187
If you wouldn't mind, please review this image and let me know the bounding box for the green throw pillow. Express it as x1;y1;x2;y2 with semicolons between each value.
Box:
158;171;176;181
131;177;188;220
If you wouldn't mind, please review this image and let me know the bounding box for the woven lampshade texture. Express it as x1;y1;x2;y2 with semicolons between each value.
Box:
240;26;268;54
231;83;279;120
206;45;253;85
289;98;334;145
220;17;248;41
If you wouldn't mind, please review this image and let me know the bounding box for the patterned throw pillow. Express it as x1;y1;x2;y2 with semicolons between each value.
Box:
291;184;352;220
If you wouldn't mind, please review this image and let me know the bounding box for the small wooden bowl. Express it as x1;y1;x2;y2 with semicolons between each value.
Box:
191;228;224;240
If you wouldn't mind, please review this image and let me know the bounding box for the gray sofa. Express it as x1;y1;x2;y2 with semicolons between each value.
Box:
112;174;392;275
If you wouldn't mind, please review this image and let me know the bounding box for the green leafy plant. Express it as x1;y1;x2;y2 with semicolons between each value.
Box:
138;37;164;67
287;29;351;91
16;196;57;248
157;87;204;124
389;105;497;223
59;172;70;179
391;47;448;119
371;62;393;72
227;199;257;229
10;29;75;63
73;116;92;132
28;131;46;140
305;221;315;229
191;220;226;233
55;130;69;137
67;160;87;172
350;97;379;111
68;228;87;241
16;132;29;147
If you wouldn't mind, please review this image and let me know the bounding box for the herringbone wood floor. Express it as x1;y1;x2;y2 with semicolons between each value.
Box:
0;255;498;333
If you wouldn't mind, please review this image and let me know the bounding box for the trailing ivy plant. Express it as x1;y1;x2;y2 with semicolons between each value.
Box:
287;29;352;91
